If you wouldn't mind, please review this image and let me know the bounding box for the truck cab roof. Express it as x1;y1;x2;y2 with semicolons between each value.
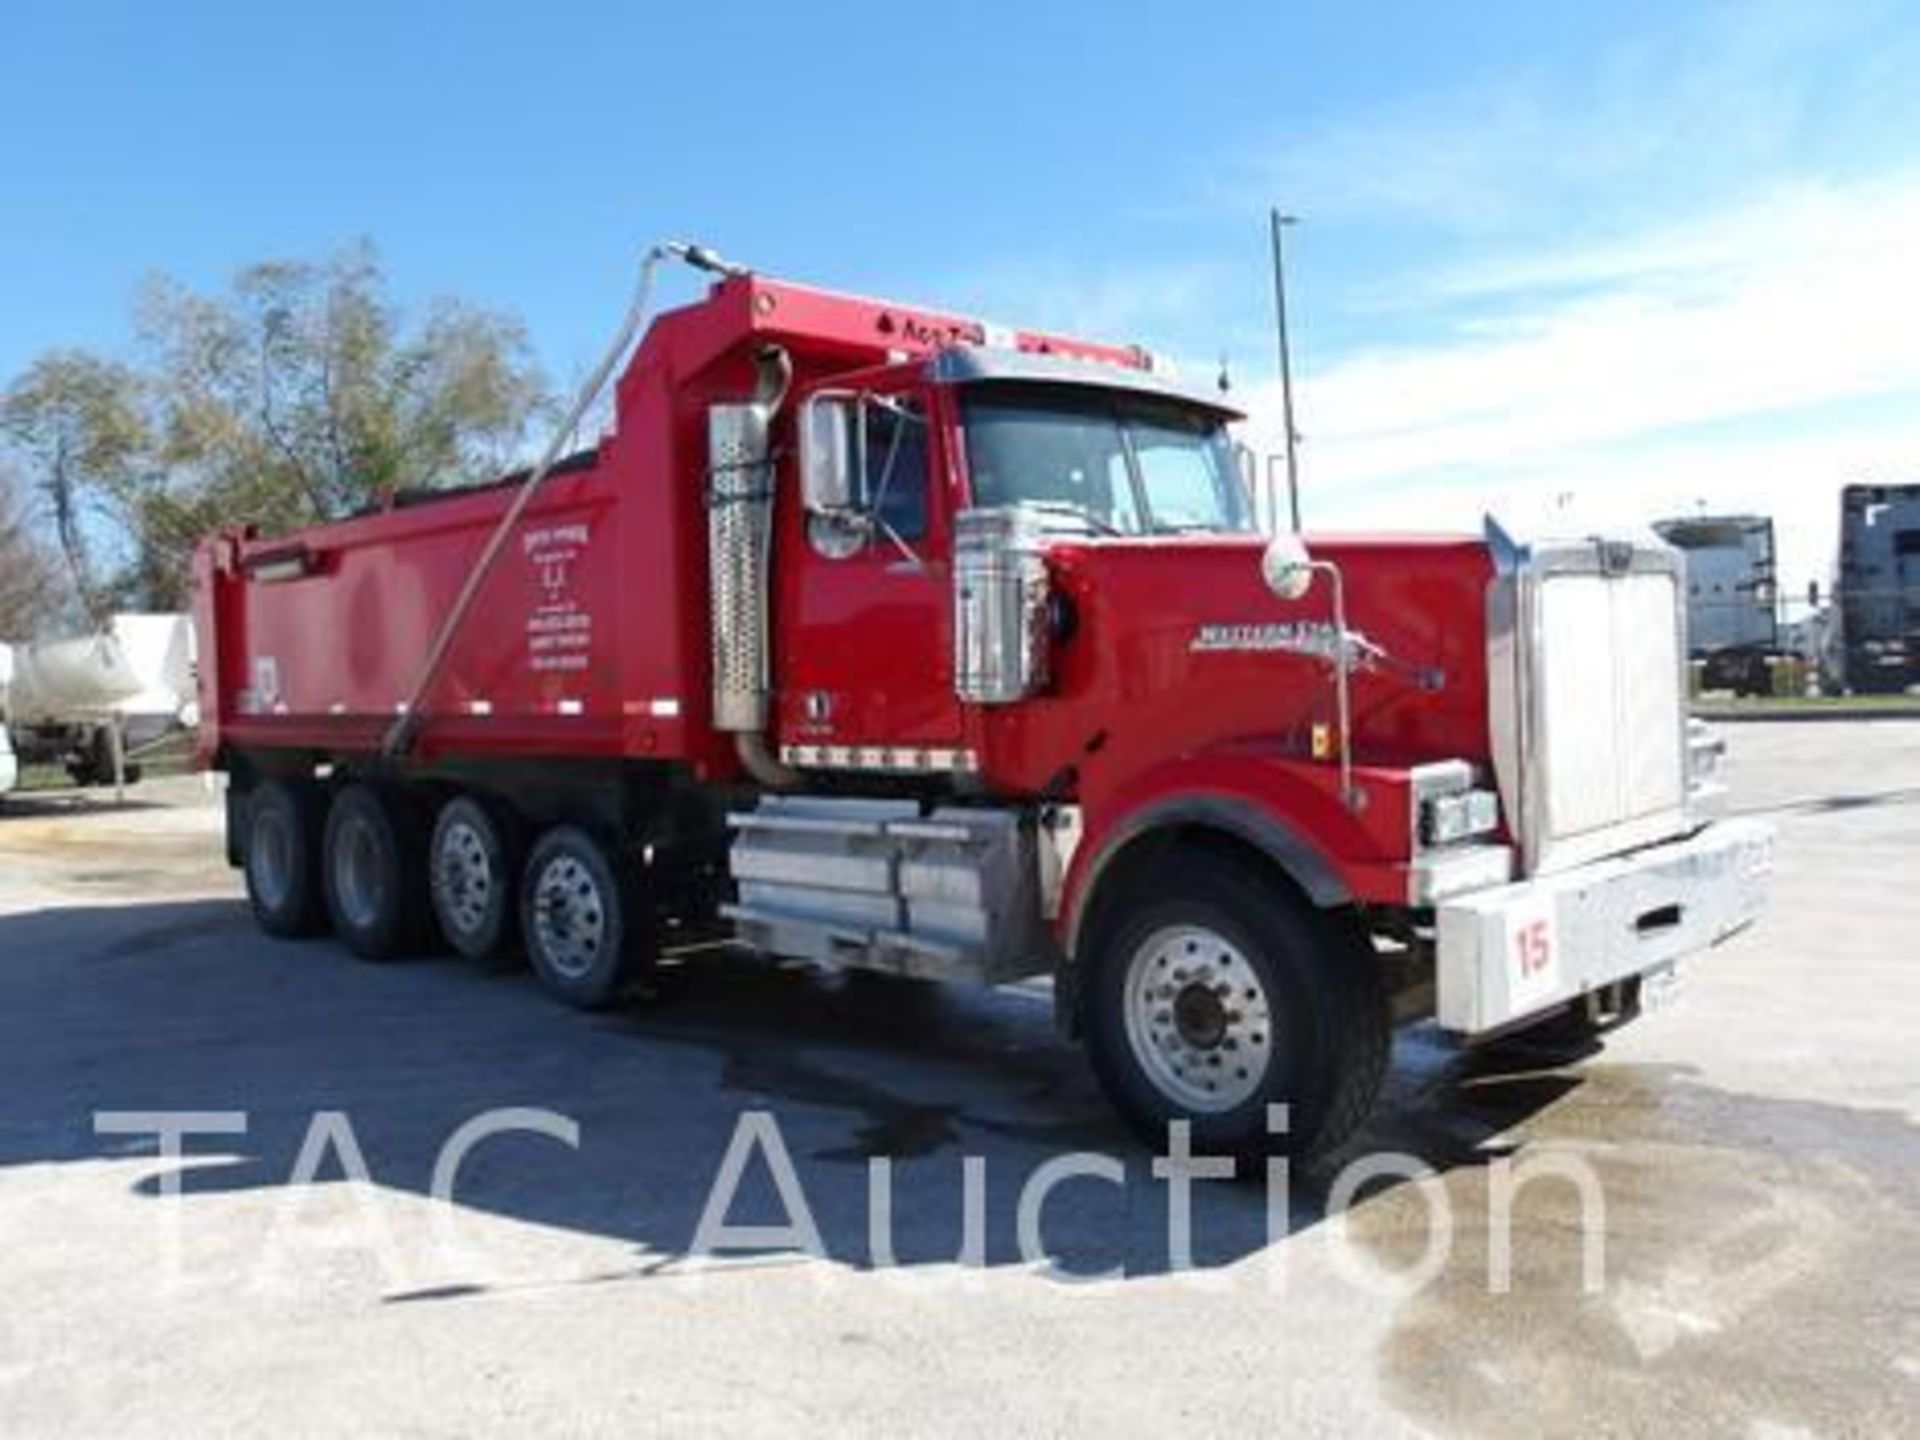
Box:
927;346;1244;419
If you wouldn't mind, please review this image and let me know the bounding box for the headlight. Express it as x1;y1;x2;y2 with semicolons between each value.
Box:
1420;788;1500;847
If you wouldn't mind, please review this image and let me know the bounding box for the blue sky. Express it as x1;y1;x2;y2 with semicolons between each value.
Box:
5;0;1918;589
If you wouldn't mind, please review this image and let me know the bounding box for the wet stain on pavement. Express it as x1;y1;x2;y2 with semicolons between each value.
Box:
87;906;251;961
1345;1056;1920;1437
600;958;1108;1163
718;1043;966;1162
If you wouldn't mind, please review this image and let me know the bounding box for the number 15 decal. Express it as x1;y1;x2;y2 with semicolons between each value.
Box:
1515;918;1552;976
1507;898;1560;1008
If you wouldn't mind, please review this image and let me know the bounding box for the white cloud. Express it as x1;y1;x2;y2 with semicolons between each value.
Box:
936;256;1234;355
1273;416;1920;602
1418;171;1920;305
1231;0;1920;239
1232;170;1920;592
931;3;1920;600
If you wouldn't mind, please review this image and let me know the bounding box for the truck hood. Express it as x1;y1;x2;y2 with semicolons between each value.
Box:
973;533;1497;798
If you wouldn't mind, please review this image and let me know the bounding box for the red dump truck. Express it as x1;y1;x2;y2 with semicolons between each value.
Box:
194;245;1772;1159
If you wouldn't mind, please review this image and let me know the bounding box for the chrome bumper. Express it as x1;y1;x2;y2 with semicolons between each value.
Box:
1435;818;1773;1036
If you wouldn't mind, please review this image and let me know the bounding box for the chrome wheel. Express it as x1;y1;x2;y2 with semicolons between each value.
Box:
531;854;605;981
434;817;493;938
1121;923;1274;1113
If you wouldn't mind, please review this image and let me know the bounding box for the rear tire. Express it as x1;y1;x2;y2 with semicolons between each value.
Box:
245;779;326;938
1083;852;1389;1164
520;825;649;1009
430;794;522;961
323;783;431;960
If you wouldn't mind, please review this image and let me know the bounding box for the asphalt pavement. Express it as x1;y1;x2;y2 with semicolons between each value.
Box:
0;724;1914;1437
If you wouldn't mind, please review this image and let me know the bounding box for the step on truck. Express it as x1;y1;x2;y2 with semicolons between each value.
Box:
194;243;1773;1160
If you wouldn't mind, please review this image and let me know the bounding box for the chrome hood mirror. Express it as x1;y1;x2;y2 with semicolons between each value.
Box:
1261;531;1316;601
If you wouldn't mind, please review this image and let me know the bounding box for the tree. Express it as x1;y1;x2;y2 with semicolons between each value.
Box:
1;243;551;612
0;353;148;622
0;464;66;639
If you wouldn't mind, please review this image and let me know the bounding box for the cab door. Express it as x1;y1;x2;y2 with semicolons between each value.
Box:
773;381;967;763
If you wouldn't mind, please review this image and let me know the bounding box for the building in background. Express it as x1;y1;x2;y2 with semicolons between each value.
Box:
1836;483;1920;695
1653;514;1780;696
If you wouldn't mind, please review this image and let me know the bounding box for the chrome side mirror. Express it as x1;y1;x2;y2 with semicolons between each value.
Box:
1261;531;1316;601
799;394;857;515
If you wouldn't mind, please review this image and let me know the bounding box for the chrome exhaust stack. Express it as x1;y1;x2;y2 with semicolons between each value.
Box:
707;346;801;785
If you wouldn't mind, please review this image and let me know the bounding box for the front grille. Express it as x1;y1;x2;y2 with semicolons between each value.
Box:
1489;529;1691;875
1537;568;1686;837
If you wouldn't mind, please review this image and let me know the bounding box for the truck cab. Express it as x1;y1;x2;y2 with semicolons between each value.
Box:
705;302;1772;1159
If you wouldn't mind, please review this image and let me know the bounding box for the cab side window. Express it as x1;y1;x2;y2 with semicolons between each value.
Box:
863;399;928;542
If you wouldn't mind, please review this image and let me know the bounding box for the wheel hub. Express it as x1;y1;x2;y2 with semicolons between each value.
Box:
533;855;605;980
436;820;492;934
1172;982;1229;1049
1122;924;1275;1113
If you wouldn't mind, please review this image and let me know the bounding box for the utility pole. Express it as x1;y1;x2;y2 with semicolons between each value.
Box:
1269;209;1302;531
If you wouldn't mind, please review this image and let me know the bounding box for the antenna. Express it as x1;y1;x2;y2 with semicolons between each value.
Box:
1269;209;1303;531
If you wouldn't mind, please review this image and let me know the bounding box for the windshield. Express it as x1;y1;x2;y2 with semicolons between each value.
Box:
960;383;1254;536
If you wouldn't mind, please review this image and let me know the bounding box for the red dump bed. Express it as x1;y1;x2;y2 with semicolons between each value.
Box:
194;448;724;767
193;277;751;778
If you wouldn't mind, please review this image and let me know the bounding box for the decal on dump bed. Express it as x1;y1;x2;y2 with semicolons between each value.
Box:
523;523;594;675
237;656;282;716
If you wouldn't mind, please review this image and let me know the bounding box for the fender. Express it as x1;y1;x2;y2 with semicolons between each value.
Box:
1059;747;1391;959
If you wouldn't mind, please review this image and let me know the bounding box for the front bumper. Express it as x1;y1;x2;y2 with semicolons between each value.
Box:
1434;817;1773;1036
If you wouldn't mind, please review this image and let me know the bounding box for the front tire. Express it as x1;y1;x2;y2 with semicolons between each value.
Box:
1083;853;1389;1163
520;826;649;1009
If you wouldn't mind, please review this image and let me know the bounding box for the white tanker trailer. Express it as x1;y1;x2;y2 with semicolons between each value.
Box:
0;614;195;789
